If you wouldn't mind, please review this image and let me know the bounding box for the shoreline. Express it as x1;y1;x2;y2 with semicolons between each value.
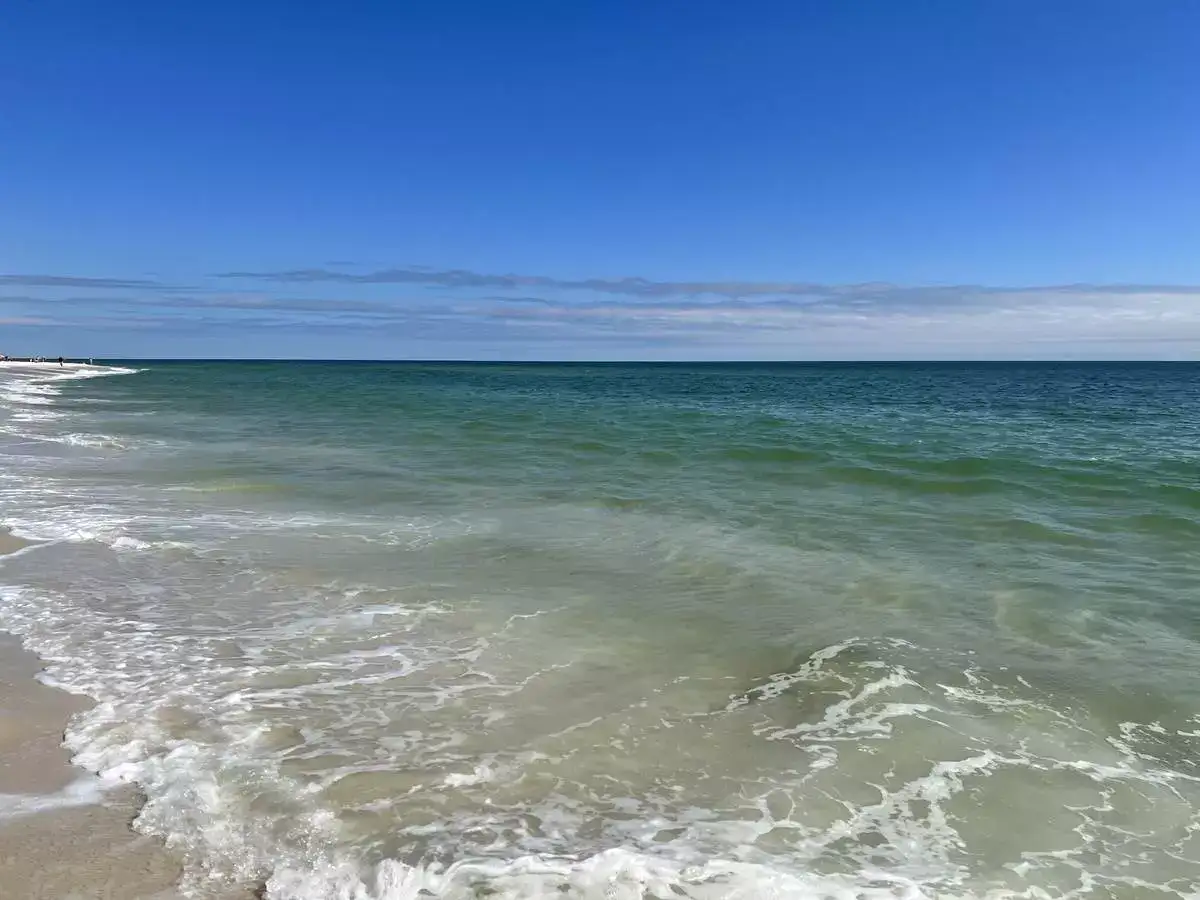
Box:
0;361;104;373
0;531;226;899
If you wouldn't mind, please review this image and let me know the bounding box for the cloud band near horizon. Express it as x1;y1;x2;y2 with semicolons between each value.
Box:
2;265;1200;359
213;265;1200;301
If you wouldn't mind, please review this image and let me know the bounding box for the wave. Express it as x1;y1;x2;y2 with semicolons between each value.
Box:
265;849;927;899
3;362;1200;898
0;364;140;421
2;548;1195;900
0;430;133;450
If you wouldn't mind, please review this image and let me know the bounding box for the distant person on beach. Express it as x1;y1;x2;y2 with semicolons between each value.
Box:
58;356;64;366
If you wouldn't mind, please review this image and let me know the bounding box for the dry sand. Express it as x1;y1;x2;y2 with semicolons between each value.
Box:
0;532;256;899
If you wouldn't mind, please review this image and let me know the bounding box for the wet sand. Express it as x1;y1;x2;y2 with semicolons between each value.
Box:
0;633;187;899
0;531;250;899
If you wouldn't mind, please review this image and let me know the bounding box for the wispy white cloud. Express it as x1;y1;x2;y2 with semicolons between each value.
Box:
0;274;180;290
456;286;1200;347
6;267;1200;358
215;265;1200;304
0;316;57;326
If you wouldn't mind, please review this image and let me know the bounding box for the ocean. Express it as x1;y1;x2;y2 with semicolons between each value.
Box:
1;360;1199;899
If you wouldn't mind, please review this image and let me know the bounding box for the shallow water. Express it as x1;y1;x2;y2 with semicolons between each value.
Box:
2;361;1199;899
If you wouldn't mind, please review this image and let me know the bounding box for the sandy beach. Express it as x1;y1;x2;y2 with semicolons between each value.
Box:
0;531;206;900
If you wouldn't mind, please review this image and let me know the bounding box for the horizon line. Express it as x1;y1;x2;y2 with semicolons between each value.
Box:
73;357;1200;365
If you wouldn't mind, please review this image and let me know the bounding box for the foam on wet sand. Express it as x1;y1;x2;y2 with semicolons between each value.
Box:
0;533;251;899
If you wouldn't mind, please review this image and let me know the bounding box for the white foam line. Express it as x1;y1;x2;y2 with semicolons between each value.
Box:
0;362;141;379
265;849;933;900
0;540;51;562
0;775;112;820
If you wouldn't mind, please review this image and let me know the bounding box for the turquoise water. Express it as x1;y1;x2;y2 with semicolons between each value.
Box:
1;361;1199;899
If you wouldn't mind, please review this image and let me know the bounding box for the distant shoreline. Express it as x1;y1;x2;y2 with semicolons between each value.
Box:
0;361;103;374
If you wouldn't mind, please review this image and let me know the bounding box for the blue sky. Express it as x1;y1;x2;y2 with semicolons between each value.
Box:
2;1;1199;359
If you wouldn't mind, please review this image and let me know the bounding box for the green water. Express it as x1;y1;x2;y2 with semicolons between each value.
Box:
1;361;1199;898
